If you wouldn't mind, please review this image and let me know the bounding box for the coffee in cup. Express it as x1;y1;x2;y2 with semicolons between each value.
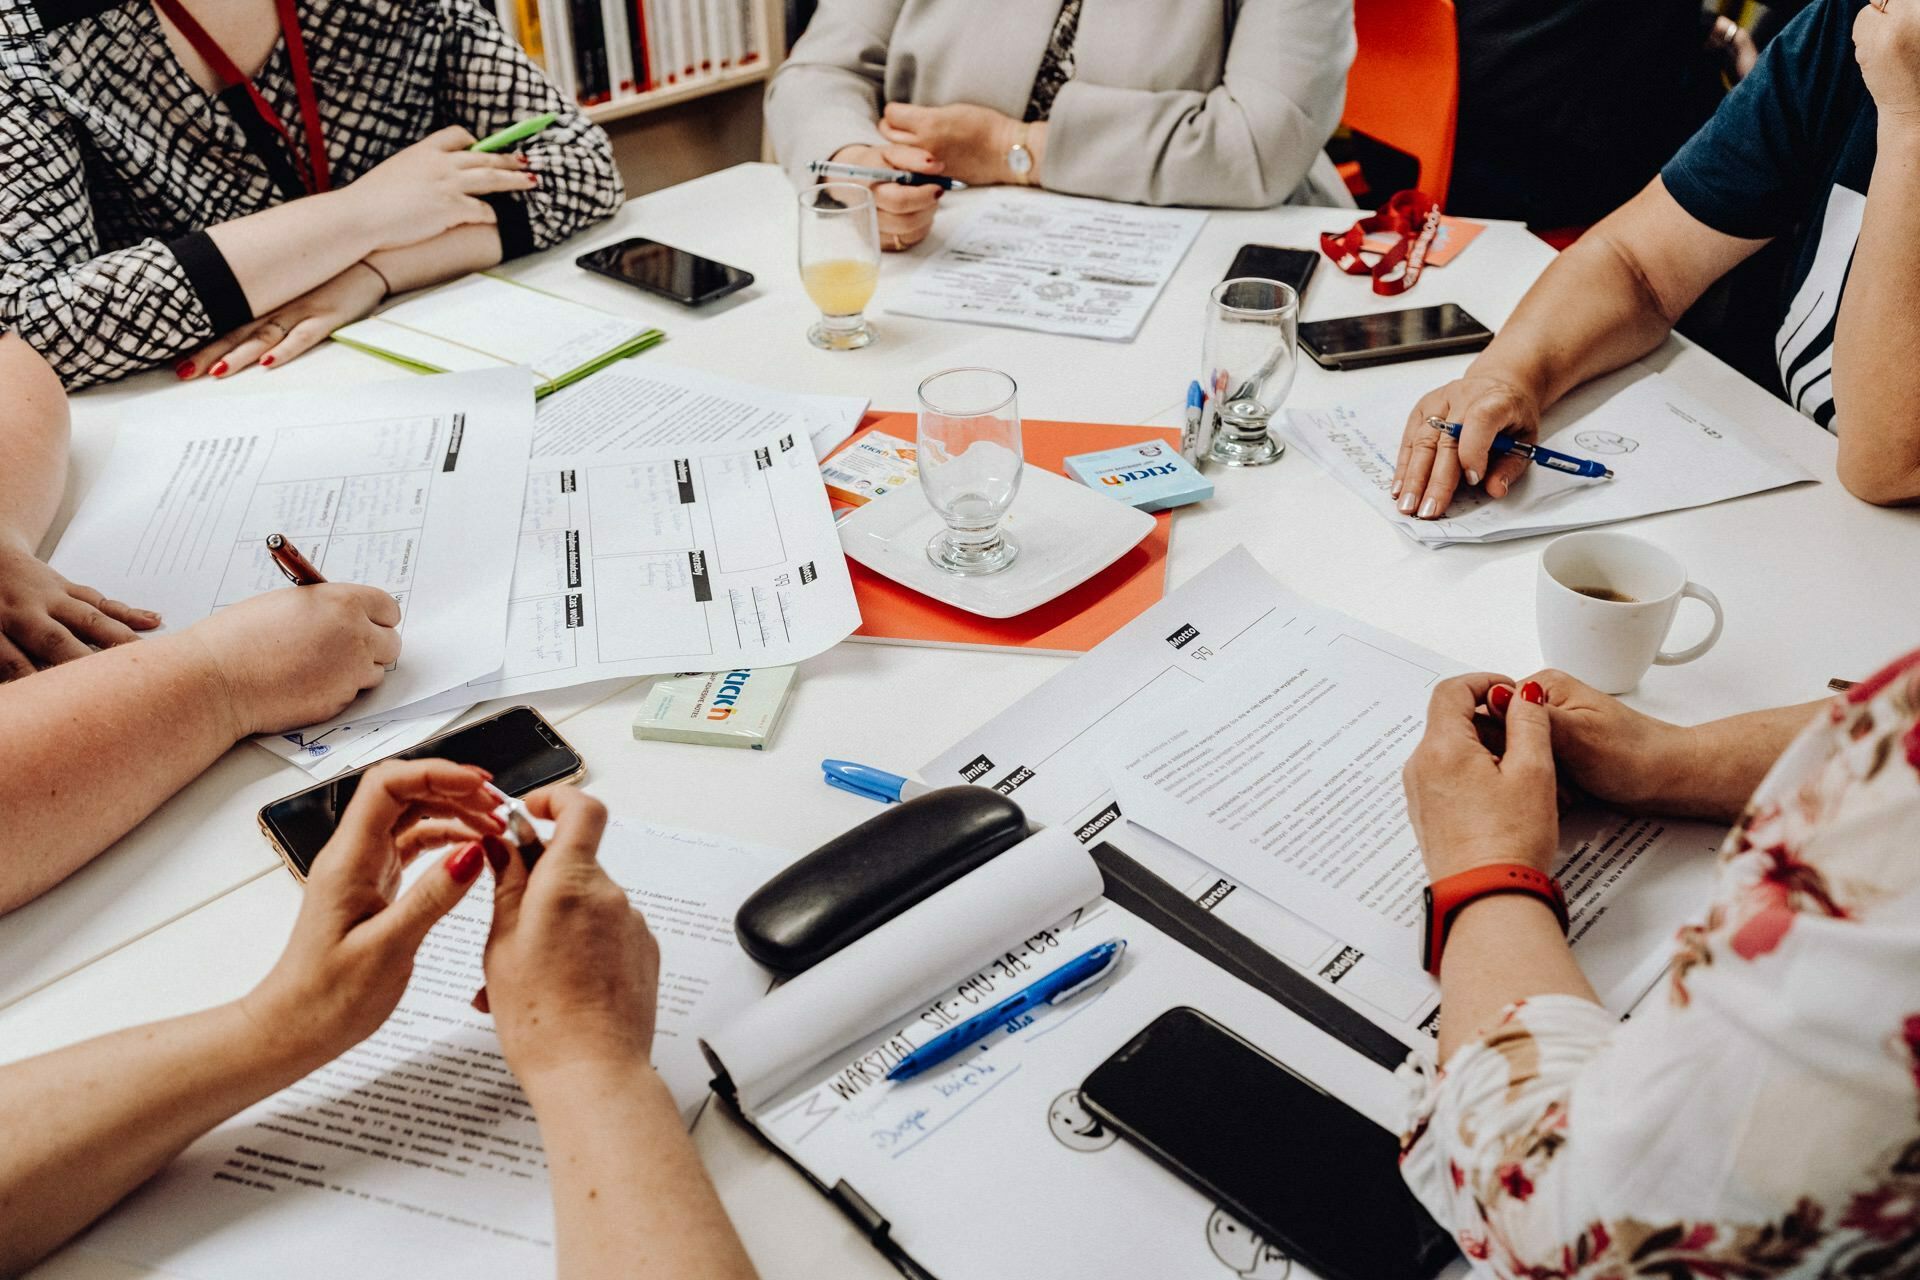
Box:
1537;531;1724;694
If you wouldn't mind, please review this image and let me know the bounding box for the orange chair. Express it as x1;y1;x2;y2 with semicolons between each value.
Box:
1339;0;1459;209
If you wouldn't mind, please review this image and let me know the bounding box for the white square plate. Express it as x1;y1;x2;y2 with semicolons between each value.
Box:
838;467;1156;618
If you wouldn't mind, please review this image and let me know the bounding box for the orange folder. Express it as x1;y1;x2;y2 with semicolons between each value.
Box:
826;412;1180;655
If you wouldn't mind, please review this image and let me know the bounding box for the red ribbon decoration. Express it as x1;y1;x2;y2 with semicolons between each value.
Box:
153;0;332;195
1320;190;1442;296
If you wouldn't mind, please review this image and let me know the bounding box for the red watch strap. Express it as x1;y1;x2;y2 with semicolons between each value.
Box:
1423;864;1567;977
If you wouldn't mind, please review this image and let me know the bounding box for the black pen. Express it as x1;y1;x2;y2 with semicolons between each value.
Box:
806;159;967;191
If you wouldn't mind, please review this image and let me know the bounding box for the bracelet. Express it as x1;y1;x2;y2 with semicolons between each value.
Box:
357;258;394;297
1421;863;1568;977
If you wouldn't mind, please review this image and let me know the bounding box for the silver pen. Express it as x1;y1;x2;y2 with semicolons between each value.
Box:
805;159;967;191
486;784;546;869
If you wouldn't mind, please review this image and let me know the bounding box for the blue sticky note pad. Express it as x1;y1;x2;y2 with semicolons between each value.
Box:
1063;443;1213;513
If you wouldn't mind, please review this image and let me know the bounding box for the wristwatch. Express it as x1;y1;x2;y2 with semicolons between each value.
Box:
1005;124;1034;184
1422;864;1568;976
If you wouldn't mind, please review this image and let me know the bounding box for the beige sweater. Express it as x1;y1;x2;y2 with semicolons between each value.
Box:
766;0;1355;209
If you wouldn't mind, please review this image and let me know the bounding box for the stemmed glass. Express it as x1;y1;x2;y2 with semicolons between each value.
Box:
797;183;880;350
1203;278;1299;466
917;368;1023;576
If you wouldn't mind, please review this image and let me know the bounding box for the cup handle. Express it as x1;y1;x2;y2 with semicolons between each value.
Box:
1654;583;1724;667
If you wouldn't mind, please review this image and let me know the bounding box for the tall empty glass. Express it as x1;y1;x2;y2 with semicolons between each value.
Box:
1203;278;1298;467
917;368;1022;576
798;183;880;350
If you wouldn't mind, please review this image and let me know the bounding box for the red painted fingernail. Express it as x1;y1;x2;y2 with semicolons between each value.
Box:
261;354;275;367
210;361;228;377
1521;681;1546;705
1488;684;1513;715
445;841;485;883
175;360;194;379
480;834;513;875
526;174;539;185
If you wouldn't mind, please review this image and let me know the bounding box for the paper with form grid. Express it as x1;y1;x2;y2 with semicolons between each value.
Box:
390;412;860;717
77;819;786;1280
48;370;533;724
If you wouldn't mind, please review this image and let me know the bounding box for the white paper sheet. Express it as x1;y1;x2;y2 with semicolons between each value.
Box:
924;548;1720;1026
333;273;655;385
889;192;1207;342
532;361;867;459
1283;363;1814;546
391;426;860;716
49;371;534;724
78;819;787;1280
252;705;471;778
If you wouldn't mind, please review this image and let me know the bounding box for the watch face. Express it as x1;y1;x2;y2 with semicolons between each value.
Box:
1007;144;1033;175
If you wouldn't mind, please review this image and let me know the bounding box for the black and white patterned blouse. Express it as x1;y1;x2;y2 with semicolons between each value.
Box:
0;0;624;389
1023;0;1082;124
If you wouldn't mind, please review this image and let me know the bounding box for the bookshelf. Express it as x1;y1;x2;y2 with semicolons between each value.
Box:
585;57;776;127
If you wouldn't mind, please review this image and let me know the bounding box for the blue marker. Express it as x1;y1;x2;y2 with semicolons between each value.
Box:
822;759;932;805
1427;417;1615;480
1182;379;1209;462
886;939;1128;1083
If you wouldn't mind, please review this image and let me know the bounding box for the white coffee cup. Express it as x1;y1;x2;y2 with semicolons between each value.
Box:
1536;531;1724;694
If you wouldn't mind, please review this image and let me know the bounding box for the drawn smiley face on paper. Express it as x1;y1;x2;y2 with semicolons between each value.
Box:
1045;1090;1118;1152
1572;430;1639;455
1207;1207;1292;1279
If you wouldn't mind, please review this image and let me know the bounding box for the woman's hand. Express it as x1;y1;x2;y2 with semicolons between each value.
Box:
1484;669;1693;813
829;142;945;250
337;126;536;254
183;584;402;737
880;102;1028;187
1857;0;1920;126
182;263;387;380
1395;374;1543;519
1403;674;1560;882
0;538;159;680
480;786;660;1084
241;759;504;1067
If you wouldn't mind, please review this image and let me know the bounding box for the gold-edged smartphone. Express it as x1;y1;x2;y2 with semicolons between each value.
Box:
258;706;586;881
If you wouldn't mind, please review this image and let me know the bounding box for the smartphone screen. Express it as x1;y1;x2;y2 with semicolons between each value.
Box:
1224;244;1319;300
259;707;584;879
576;237;754;306
1297;302;1493;368
1080;1008;1453;1280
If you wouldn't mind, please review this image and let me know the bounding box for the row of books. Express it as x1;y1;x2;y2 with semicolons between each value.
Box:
494;0;767;110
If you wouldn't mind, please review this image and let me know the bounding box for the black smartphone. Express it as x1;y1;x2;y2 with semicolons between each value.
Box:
1080;1007;1454;1280
258;706;586;880
1297;302;1493;371
1224;244;1319;300
575;236;755;307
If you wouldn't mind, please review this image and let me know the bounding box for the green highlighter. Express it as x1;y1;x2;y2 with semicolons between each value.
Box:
470;112;559;153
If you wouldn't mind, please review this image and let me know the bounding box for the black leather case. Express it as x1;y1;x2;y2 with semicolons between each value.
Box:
735;787;1028;974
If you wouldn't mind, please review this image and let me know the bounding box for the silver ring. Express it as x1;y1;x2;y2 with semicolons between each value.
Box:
258;319;289;339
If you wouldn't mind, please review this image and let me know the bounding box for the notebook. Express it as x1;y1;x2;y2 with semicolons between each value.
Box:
825;414;1179;655
333;273;664;397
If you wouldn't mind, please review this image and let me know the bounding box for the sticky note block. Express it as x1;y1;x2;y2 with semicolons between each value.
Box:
633;666;797;749
1063;443;1213;513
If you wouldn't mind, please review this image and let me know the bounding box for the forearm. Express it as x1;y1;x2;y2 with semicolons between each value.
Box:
526;1062;756;1280
1437;896;1597;1061
0;1002;316;1272
1832;121;1920;504
0;335;70;549
1661;701;1823;824
203;191;382;318
1467;224;1679;410
0;633;240;913
364;223;503;295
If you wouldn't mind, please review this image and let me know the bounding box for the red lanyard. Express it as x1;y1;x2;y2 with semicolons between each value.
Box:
1320;190;1441;296
152;0;331;194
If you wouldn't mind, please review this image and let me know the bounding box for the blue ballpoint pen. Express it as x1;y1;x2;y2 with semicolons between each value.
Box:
886;939;1128;1082
1428;417;1615;480
821;759;933;805
1182;380;1210;463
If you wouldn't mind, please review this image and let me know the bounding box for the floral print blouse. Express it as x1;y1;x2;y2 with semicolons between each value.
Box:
1399;647;1920;1277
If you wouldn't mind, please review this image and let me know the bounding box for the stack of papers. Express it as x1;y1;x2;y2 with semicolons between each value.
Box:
1283;363;1815;546
333;273;664;398
890;192;1207;342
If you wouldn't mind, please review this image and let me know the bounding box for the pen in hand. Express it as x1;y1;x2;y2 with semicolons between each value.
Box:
1427;418;1616;481
266;533;327;585
487;784;546;869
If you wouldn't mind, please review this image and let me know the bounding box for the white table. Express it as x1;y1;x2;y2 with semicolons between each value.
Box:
6;163;1917;1280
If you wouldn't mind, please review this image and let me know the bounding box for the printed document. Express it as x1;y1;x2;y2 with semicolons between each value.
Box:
533;361;868;459
396;426;859;715
924;549;1720;1034
80;820;788;1280
703;828;1406;1280
890;192;1207;342
49;370;534;723
256;705;469;779
1284;362;1814;545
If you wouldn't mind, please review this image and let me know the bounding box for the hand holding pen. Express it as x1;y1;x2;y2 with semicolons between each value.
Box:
1426;418;1614;479
1394;376;1548;518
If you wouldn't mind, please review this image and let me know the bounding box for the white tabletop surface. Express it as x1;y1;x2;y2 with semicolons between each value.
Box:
7;163;1919;1280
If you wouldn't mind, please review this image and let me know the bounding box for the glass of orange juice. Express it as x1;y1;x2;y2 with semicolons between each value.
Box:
798;183;880;350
